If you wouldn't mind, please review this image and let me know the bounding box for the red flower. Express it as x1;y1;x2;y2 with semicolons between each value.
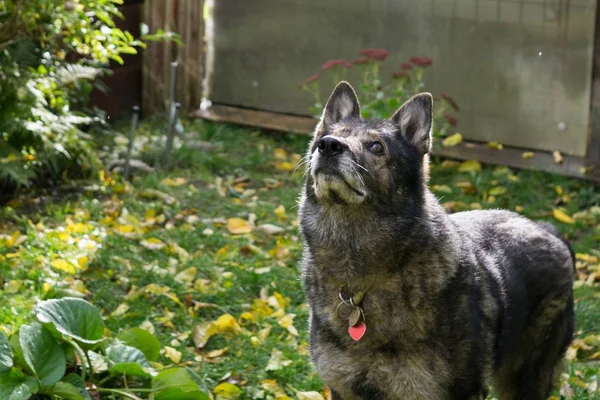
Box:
409;56;433;67
443;113;458;126
360;48;389;61
321;59;352;70
392;71;410;79
400;63;413;70
440;93;460;111
352;57;370;65
299;74;320;87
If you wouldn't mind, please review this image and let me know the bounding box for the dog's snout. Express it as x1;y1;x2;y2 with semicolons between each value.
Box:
317;136;346;157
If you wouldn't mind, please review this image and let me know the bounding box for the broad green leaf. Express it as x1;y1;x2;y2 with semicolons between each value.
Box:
8;335;27;373
117;328;161;361
19;323;66;387
34;298;104;345
61;374;92;400
47;381;84;400
153;368;208;400
106;343;152;377
0;368;39;400
0;332;13;373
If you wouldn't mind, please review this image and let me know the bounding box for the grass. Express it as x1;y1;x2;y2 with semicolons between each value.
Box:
0;119;599;399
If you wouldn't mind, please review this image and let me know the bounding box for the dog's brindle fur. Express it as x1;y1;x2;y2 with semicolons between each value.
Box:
299;82;574;400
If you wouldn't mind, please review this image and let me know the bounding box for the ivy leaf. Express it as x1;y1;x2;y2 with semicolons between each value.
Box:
0;332;13;373
117;328;161;362
105;343;153;377
0;368;39;400
19;323;66;387
34;298;104;346
152;368;209;400
61;374;92;400
46;381;84;400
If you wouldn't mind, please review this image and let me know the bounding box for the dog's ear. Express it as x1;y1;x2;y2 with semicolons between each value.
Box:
320;81;360;127
390;93;433;156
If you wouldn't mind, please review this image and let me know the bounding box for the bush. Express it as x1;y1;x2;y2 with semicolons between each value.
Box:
0;297;208;399
299;48;460;138
0;0;175;191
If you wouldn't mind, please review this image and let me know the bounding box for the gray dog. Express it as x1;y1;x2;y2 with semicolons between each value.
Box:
299;81;574;400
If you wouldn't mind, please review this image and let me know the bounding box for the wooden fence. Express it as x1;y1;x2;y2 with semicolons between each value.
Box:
142;0;205;115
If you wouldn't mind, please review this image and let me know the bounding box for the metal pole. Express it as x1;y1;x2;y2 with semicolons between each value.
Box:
165;103;181;171
164;62;178;170
124;105;139;180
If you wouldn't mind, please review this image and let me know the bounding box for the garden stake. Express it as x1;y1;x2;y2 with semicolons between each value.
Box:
124;105;139;180
165;103;181;171
164;62;178;170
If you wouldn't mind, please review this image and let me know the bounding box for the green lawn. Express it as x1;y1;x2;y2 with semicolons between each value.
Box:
1;120;599;399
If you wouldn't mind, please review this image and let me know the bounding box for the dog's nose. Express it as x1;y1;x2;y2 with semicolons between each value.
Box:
317;136;346;157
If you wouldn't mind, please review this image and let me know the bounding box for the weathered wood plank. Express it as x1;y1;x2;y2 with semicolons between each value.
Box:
194;104;600;182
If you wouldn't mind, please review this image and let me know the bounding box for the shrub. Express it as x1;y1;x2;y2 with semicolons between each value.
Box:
299;49;460;138
0;0;176;191
0;297;208;399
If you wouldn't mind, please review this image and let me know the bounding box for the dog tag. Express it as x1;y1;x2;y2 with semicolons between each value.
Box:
348;307;361;327
348;322;366;341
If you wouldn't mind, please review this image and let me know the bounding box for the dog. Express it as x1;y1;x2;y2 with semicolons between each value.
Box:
298;81;575;400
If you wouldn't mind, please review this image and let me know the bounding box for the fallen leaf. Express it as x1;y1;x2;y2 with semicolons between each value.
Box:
163;346;182;363
274;205;287;220
206;347;229;359
275;161;294;171
265;348;291;371
161;177;187;186
522;152;535;159
111;303;129;317
215;314;241;334
458;160;481;173
226;218;252;234
440;160;459;169
214;382;242;400
174;267;197;284
297;392;326;400
4;280;23;294
488;141;503;150
140;237;166;250
442;133;463;147
139;189;178;205
553;151;563;164
431;185;452;194
489;186;507;196
50;259;77;274
553;209;575;224
273;148;288;160
255;224;285;234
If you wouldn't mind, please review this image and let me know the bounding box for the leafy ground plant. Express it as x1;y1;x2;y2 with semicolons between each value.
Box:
0;120;598;399
299;48;460;137
0;297;208;400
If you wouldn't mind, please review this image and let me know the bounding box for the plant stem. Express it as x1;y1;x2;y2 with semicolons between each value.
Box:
97;388;145;400
68;339;89;382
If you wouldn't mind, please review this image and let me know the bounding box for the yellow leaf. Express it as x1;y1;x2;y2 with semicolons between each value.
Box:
555;185;563;195
440;160;459;169
565;345;578;361
111;303;129;317
266;348;289;371
193;321;218;349
161;177;188;186
6;232;26;247
458;160;481;173
487;141;503;150
552;151;563;164
274;205;287;220
4;280;23;294
174;267;197;284
50;259;77;274
515;206;524;213
273;148;288;160
205;347;228;359
163;346;181;363
297;392;326;400
226;218;252;235
251;299;273;317
140;237;166;250
552;209;575;224
214;382;242;400
489;186;507;196
522;152;535;159
442;133;463;147
215;314;241;334
77;256;89;270
431;185;452;194
275;161;294;171
239;312;255;323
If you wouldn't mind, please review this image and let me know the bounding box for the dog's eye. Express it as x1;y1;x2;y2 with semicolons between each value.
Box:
368;141;384;155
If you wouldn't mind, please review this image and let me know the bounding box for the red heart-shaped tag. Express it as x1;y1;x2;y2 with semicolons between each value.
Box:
348;322;366;341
